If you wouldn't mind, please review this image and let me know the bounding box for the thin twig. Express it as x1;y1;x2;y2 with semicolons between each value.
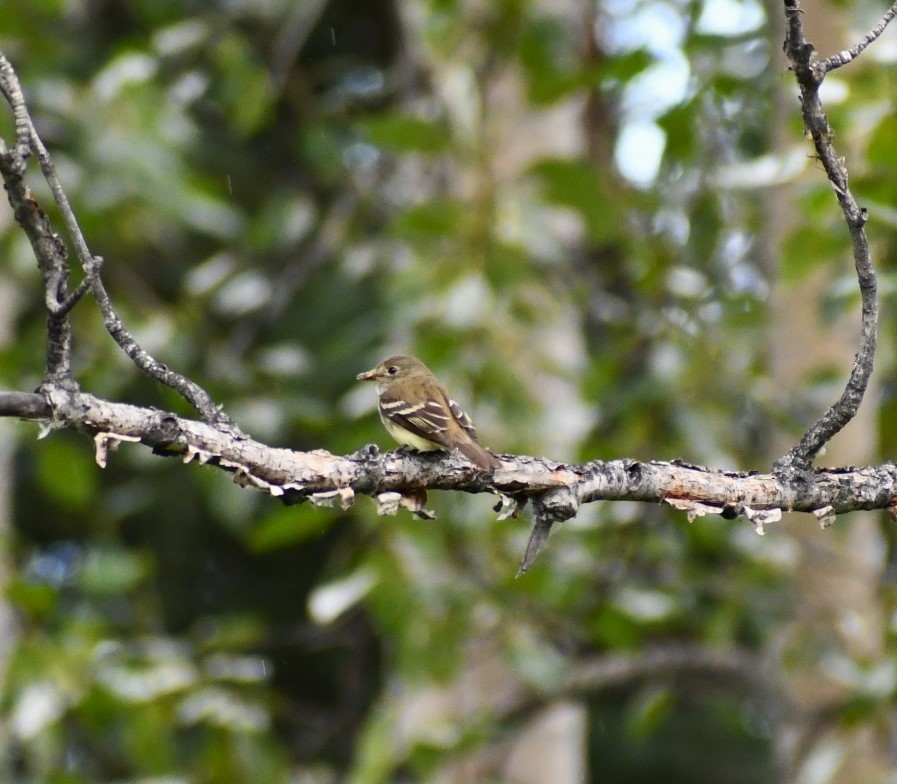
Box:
0;55;32;159
88;259;238;427
50;263;98;318
0;52;238;428
817;0;897;73
774;0;878;478
0;55;75;386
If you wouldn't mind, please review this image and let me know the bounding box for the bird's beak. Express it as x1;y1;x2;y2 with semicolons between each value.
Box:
356;366;380;382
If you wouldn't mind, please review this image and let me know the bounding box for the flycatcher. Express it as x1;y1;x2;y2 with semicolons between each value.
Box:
357;354;501;470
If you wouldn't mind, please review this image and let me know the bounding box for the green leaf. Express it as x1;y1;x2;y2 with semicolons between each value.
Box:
625;685;674;738
657;103;695;162
781;225;839;283
360;114;450;154
530;158;616;243
212;34;274;136
867;111;897;173
600;48;654;83
6;580;59;619
36;436;99;512
519;17;581;103
247;504;336;552
77;547;152;596
392;199;466;239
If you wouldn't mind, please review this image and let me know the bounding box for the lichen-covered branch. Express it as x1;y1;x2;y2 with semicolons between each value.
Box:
2;388;897;571
1;6;896;574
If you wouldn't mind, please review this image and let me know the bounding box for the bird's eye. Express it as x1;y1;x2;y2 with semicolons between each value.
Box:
387;366;398;375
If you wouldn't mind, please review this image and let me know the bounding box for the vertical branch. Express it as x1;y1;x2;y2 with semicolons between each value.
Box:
0;55;77;388
774;0;878;478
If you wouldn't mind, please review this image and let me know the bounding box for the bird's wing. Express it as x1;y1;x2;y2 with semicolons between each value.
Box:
378;393;454;449
446;397;479;441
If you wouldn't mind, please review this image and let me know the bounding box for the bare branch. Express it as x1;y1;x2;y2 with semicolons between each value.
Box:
0;54;32;158
0;84;76;387
2;65;93;273
1;7;894;574
86;257;239;428
564;645;784;707
817;0;897;73
0;392;51;419
0;52;236;427
2;388;897;571
775;0;878;478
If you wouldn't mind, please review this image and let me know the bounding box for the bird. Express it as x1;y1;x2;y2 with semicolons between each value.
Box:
356;354;501;471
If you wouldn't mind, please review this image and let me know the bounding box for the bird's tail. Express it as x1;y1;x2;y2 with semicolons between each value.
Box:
457;439;501;471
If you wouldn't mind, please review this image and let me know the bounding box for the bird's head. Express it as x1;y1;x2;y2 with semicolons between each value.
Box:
356;354;432;388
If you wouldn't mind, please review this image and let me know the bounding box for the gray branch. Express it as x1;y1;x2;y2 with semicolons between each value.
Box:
0;52;236;428
816;0;897;72
1;2;895;573
775;0;879;479
2;387;897;572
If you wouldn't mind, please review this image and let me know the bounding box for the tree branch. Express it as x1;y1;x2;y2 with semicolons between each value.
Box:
1;5;894;574
2;388;896;571
775;0;879;478
0;52;237;428
0;56;76;388
816;0;897;73
0;392;51;419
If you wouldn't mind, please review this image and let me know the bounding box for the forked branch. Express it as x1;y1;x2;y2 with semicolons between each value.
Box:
0;53;236;428
775;0;881;478
0;4;895;573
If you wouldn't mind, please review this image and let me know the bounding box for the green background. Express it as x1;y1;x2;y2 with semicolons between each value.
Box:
1;0;896;781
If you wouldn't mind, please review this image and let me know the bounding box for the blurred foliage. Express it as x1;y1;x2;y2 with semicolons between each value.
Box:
1;0;896;782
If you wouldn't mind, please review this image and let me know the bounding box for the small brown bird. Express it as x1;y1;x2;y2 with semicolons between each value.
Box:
357;355;501;470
